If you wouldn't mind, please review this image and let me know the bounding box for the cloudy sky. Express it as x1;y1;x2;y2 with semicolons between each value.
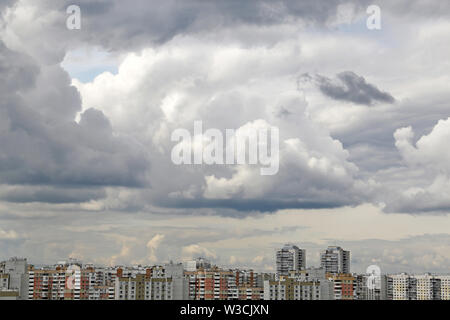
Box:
0;0;450;274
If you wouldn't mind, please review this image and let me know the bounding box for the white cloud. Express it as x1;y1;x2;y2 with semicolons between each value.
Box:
146;234;165;263
181;244;216;261
0;228;19;240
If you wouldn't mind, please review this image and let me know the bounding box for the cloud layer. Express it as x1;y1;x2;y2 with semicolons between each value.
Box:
0;1;450;271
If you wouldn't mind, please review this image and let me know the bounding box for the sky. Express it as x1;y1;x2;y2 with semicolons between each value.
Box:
0;0;450;274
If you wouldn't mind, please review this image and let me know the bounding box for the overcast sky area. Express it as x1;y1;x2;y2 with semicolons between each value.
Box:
1;0;450;274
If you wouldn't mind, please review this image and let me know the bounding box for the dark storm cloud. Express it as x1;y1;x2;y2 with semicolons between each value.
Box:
26;0;371;52
0;0;15;11
50;0;450;52
157;198;351;213
314;71;395;105
0;186;106;204
0;41;150;197
0;42;39;93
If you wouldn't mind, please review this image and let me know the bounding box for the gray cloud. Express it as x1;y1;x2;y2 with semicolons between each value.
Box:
1;0;450;219
0;41;150;200
311;71;395;105
0;185;106;204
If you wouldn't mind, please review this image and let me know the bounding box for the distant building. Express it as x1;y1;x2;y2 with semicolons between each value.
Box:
389;273;417;300
327;273;356;300
263;278;323;300
164;262;189;300
28;263;116;300
185;267;264;300
0;257;28;300
414;274;441;300
276;244;306;277
320;246;350;274
355;274;389;300
115;273;174;300
438;275;450;300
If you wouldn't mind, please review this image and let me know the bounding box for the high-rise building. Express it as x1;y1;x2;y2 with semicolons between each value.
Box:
276;244;306;277
415;274;441;300
164;262;189;300
438;275;450;300
355;274;389;300
390;273;417;300
0;258;28;300
320;246;350;274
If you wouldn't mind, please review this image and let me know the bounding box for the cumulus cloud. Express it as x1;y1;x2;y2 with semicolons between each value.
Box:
1;0;450;272
384;118;450;213
0;40;150;205
146;234;165;263
73;41;372;212
182;244;217;261
0;228;19;240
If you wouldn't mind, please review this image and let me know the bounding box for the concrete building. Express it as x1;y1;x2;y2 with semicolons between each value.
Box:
0;257;28;300
165;262;189;300
390;273;417;300
438;275;450;300
276;244;306;277
28;263;116;300
414;274;441;300
355;274;389;300
185;267;264;300
115;273;174;300
263;278;330;300
320;246;350;275
327;273;356;300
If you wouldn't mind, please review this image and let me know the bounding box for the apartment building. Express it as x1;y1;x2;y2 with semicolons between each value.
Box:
414;274;441;300
28;263;116;300
0;257;28;300
355;274;389;300
263;278;323;300
389;273;417;300
115;273;173;300
276;244;306;277
320;246;350;275
327;273;356;300
185;267;264;300
438;275;450;300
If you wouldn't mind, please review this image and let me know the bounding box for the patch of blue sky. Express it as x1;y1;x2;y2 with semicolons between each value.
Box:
61;47;119;83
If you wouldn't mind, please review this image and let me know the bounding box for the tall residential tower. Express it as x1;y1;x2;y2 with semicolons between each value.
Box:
320;246;350;274
276;244;306;277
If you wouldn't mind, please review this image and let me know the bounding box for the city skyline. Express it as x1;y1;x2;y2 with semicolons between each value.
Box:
1;254;449;301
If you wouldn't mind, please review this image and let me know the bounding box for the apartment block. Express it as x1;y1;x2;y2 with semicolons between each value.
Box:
185;267;263;300
414;274;441;300
327;273;356;300
115;273;173;300
355;274;388;300
389;273;417;300
28;263;115;300
438;275;450;300
320;246;350;275
263;278;324;300
276;245;306;277
0;258;28;300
